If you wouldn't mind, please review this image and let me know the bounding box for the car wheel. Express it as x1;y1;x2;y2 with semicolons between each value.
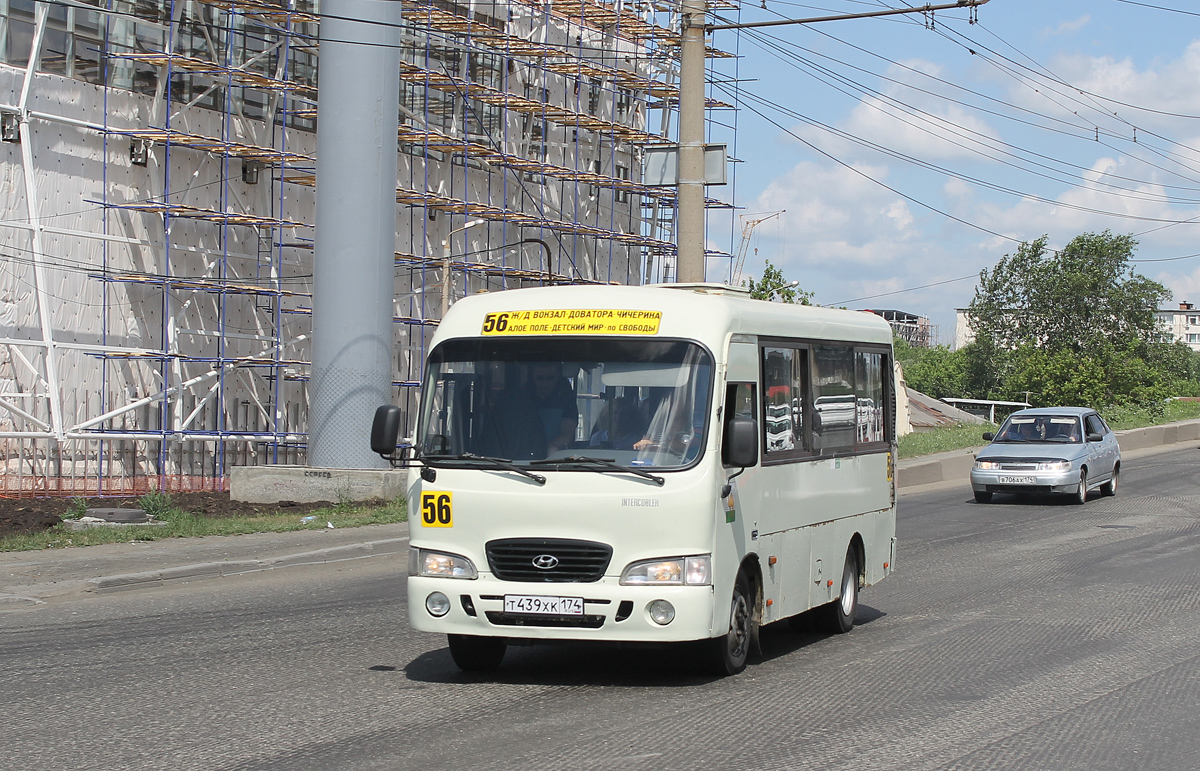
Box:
821;549;860;634
1072;468;1088;505
447;634;507;672
704;570;754;676
1100;466;1119;497
974;490;992;504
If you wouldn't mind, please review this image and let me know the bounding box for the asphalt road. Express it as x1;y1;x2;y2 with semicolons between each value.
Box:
3;447;1199;771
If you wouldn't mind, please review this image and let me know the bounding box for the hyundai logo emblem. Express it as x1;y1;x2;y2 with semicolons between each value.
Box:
532;554;559;570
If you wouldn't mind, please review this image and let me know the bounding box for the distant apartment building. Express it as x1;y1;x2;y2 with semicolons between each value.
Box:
1156;302;1200;351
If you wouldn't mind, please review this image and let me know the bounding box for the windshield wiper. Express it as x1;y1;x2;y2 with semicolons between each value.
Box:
422;453;546;485
530;455;665;486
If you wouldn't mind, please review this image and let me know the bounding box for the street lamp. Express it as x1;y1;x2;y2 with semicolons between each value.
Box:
768;280;800;302
441;218;486;316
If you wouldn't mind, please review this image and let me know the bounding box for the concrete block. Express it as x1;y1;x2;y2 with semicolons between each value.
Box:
87;508;148;523
898;461;943;488
63;519;167;531
92;570;162;591
229;465;408;503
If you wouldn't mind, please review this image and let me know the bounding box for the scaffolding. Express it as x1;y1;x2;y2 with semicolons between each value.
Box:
0;0;738;495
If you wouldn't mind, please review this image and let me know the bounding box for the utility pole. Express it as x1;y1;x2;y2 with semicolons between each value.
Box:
676;0;708;283
674;0;990;284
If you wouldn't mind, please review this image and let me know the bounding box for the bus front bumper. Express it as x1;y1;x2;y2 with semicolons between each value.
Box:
408;575;719;643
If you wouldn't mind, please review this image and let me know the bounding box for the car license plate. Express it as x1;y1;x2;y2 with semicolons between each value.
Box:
504;594;584;616
998;475;1036;484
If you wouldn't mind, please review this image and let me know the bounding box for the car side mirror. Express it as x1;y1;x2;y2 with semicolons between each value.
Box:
1086;431;1102;443
723;416;759;468
982;432;995;441
370;405;403;456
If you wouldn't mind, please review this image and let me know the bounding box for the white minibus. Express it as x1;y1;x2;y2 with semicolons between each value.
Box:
372;283;897;675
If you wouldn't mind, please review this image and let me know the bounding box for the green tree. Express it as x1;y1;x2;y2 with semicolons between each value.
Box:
963;231;1183;410
967;231;1170;353
744;259;813;304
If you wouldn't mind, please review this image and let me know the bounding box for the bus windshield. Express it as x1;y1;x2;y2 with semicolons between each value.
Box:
417;338;713;469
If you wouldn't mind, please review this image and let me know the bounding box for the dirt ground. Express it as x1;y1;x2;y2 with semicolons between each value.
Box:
0;493;336;539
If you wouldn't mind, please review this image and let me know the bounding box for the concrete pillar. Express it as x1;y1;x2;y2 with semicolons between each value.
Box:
308;0;403;469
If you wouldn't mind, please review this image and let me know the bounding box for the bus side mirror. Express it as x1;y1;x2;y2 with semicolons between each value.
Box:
982;432;995;441
371;405;403;456
723;417;759;468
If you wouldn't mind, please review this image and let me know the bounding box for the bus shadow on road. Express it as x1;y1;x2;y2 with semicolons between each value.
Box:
757;603;886;663
404;640;722;687
401;604;887;686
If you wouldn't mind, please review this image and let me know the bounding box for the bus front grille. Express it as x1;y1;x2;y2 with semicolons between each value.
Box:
485;538;612;582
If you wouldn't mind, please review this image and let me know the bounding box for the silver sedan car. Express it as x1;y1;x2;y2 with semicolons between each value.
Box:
970;407;1121;504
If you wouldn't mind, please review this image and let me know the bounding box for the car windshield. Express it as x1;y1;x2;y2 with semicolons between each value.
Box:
416;337;713;469
994;414;1082;444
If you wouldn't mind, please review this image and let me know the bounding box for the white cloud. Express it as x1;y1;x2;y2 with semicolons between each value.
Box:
753;160;918;268
1042;15;1090;37
781;59;1003;163
1012;41;1200;133
1160;264;1200;304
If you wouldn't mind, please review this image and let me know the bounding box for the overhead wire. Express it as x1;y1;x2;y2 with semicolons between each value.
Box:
734;26;1200;207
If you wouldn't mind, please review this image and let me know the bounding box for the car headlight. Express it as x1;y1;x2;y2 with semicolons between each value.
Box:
974;460;1001;470
1037;460;1072;471
620;555;711;586
409;548;477;579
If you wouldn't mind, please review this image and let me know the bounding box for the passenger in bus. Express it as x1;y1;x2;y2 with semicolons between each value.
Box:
529;362;579;454
588;395;647;450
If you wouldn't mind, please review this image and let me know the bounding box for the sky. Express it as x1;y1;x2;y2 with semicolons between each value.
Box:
698;0;1200;344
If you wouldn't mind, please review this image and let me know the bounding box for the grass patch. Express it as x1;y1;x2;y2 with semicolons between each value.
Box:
1102;399;1200;430
899;398;1200;459
898;423;997;459
0;498;406;552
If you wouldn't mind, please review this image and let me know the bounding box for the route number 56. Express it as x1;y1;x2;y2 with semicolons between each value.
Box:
420;491;453;527
482;312;510;333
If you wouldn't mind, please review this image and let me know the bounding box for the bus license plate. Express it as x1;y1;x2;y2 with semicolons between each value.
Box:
998;475;1036;484
504;595;584;616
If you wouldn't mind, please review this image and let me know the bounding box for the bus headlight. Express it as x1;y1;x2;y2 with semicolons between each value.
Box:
409;548;477;579
620;555;711;586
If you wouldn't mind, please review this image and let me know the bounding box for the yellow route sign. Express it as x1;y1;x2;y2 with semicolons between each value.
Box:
480;309;661;336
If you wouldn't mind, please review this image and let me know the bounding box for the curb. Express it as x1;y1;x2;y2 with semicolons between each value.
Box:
87;536;409;593
0;536;410;605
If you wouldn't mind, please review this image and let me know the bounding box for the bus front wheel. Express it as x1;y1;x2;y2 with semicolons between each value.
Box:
447;634;507;672
704;570;755;676
822;549;859;634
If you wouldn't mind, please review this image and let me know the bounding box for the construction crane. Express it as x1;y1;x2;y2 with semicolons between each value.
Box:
731;210;785;286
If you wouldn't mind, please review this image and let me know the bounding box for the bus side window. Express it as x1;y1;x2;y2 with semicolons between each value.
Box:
812;344;856;454
762;346;809;455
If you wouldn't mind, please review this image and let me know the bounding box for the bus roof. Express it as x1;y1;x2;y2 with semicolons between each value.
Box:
433;284;894;348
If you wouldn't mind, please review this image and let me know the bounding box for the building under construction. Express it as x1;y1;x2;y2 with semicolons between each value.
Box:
0;0;736;494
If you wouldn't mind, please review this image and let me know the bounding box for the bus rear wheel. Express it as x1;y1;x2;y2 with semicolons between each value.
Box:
704;570;754;676
447;634;507;672
822;549;859;634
